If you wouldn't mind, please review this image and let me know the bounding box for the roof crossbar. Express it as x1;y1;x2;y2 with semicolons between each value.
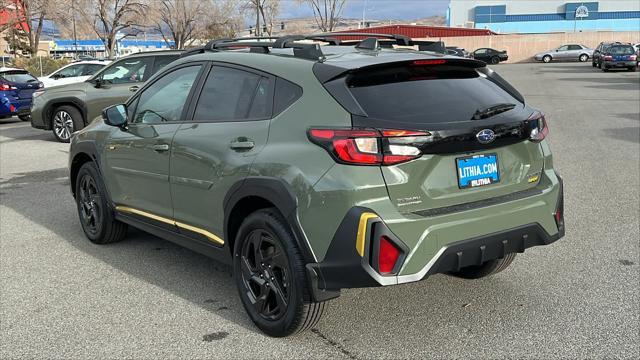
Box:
313;32;412;46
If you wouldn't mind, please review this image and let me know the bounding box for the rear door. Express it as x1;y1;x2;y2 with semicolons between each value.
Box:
169;64;274;245
344;61;545;214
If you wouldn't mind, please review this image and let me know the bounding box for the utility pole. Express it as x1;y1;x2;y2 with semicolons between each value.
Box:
72;0;78;59
255;2;261;37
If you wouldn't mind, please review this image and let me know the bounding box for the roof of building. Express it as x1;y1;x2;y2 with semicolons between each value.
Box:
330;24;497;39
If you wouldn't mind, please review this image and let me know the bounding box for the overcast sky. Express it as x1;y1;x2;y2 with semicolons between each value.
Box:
280;0;450;20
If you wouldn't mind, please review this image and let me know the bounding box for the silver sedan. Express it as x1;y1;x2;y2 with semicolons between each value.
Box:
534;44;594;63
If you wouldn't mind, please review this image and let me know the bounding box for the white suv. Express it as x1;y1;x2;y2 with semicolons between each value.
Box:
39;60;110;88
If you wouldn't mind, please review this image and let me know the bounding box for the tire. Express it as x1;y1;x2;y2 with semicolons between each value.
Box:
51;105;83;143
490;56;500;65
597;61;602;69
233;208;326;337
449;253;517;279
542;55;552;63
579;54;589;62
75;162;128;244
18;114;30;122
592;61;596;67
628;67;637;72
602;66;609;72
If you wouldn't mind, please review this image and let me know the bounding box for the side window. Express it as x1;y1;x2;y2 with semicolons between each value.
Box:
568;45;581;50
152;55;180;74
101;57;152;84
557;46;568;51
132;65;201;124
193;66;273;122
82;64;104;76
475;49;487;55
55;64;84;78
273;78;302;116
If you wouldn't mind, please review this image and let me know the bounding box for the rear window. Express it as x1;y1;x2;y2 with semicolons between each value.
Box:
1;71;36;83
347;63;522;124
608;46;635;55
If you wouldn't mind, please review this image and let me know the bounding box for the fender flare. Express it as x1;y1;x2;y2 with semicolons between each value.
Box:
43;97;88;129
69;140;102;195
223;177;317;264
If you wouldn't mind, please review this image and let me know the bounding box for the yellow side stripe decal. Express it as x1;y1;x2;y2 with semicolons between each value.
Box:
115;205;224;245
356;212;378;257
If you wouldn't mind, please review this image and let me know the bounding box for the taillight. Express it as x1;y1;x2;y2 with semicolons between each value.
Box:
308;128;431;165
0;84;16;91
604;55;613;61
630;55;637;61
527;111;548;143
378;236;400;274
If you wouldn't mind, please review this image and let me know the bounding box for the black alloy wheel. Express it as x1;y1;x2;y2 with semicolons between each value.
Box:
239;229;290;321
78;173;103;237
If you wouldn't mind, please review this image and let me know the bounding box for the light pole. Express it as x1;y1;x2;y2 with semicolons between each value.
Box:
72;0;78;58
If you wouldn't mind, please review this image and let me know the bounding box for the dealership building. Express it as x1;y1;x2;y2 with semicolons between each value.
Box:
447;0;640;33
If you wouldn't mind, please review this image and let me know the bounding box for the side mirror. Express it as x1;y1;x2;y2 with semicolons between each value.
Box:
94;78;104;88
102;104;128;129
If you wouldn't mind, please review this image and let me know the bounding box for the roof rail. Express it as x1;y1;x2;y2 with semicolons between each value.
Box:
315;32;412;46
180;32;415;60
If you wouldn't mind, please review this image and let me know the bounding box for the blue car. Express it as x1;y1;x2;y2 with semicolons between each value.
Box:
0;67;43;121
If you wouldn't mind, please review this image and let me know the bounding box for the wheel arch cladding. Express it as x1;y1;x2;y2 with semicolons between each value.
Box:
46;98;87;127
69;143;100;197
224;177;316;263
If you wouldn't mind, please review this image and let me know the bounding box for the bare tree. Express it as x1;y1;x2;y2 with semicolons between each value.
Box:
76;0;146;58
151;0;205;49
0;0;52;56
202;0;243;40
298;0;346;32
244;0;280;36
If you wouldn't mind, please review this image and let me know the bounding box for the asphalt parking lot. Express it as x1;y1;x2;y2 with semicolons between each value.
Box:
1;62;639;358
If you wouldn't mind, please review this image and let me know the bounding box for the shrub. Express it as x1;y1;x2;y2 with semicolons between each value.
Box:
11;57;70;77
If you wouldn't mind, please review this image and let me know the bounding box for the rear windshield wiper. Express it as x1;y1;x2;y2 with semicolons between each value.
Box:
471;103;516;120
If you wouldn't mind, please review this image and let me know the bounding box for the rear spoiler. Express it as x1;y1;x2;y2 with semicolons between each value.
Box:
313;57;486;83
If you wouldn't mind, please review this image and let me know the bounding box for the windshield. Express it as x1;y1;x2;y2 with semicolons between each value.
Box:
347;64;522;124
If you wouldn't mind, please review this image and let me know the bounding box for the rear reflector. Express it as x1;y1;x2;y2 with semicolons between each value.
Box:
378;236;400;274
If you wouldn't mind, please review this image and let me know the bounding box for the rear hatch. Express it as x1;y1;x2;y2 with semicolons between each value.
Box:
607;45;636;62
0;70;40;105
319;58;546;214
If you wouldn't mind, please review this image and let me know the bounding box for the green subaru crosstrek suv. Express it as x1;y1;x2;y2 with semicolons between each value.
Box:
68;36;565;337
30;50;182;142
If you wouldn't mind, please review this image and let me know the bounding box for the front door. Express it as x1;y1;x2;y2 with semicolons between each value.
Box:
170;64;274;246
102;64;203;222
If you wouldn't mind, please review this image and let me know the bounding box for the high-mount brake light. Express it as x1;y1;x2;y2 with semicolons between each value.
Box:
528;111;548;143
308;128;429;166
412;59;446;66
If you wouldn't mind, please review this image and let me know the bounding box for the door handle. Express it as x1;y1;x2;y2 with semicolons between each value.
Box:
230;139;255;150
129;85;140;92
152;144;170;152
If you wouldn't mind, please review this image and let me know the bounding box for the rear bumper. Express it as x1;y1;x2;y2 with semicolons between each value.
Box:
603;61;636;67
307;174;564;296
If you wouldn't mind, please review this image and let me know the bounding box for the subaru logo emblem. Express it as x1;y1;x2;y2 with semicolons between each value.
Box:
476;129;496;144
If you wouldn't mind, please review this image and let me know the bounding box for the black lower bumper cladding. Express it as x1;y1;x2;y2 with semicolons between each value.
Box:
306;184;564;301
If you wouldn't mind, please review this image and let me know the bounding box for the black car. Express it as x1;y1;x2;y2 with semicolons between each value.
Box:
472;48;508;64
446;46;471;58
593;42;622;68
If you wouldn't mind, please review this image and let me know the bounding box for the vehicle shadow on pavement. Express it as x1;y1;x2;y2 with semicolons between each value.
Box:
1;172;534;349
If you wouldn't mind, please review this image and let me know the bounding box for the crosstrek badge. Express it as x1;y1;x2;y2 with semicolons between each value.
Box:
456;154;500;189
